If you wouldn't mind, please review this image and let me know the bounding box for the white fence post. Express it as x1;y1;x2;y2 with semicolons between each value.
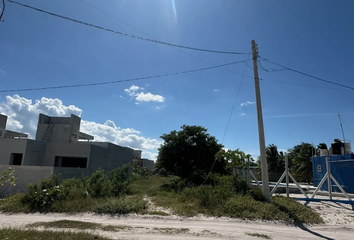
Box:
326;157;332;200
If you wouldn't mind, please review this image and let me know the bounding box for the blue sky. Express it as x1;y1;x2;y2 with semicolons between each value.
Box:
1;0;354;159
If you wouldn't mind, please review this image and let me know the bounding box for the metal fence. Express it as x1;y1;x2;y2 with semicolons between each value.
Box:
235;155;354;209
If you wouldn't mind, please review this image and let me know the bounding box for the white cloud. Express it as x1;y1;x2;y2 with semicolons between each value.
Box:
135;92;164;102
124;85;165;103
0;95;161;157
155;106;160;110
240;113;245;116
124;85;141;97
213;89;220;92
240;101;255;107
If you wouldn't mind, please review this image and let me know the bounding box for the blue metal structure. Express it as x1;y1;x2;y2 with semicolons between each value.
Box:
311;154;354;193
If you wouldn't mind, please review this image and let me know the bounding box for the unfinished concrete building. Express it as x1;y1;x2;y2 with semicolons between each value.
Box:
133;150;155;171
0;113;134;195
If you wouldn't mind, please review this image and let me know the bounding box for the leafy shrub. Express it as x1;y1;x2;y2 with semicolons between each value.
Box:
95;196;148;214
86;169;113;198
132;163;153;179
181;184;235;210
0;193;30;212
249;186;266;202
23;185;64;212
222;195;288;220
60;177;87;200
160;179;191;193
109;164;131;196
39;174;60;190
21;175;64;212
271;196;323;224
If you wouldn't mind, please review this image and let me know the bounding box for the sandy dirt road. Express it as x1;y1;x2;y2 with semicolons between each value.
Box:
1;212;354;240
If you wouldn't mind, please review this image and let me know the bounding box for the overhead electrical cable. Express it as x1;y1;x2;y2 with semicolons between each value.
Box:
7;0;248;55
77;0;252;78
259;57;354;91
203;50;252;185
342;119;354;135
0;59;251;93
0;0;5;21
262;79;352;91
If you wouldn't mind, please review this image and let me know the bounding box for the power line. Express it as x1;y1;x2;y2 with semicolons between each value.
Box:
0;0;5;21
7;0;248;55
263;78;352;91
0;59;251;93
259;56;354;91
203;51;251;185
222;51;251;144
257;59;285;72
78;0;251;78
342;119;354;135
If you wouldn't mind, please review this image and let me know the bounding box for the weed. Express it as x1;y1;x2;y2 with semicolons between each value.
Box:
0;228;111;240
95;196;148;214
27;220;134;233
27;220;100;229
153;227;189;234
0;193;30;212
145;210;170;216
246;232;272;239
271;196;324;224
109;164;131;196
86;169;113;198
101;225;133;232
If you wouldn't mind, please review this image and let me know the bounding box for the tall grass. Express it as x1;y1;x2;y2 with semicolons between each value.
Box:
0;169;323;224
0;228;112;240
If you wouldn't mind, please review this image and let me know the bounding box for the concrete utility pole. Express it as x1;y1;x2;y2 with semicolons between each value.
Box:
251;40;270;201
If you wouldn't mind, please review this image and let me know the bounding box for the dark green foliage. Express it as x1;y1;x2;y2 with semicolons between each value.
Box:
266;144;285;175
132;163;153;179
231;176;249;195
95;196;148;214
86;169;113;198
271;196;323;224
60;177;87;199
249;186;266;202
156;125;226;184
22;175;64;212
222;195;287;220
109;164;131;196
3;165;133;212
160;179;192;193
0;228;112;240
215;149;251;173
288;142;315;183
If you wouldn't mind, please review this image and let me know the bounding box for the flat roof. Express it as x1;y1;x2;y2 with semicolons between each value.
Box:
0;129;28;138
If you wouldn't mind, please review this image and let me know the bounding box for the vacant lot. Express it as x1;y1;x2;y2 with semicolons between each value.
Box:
1;208;354;240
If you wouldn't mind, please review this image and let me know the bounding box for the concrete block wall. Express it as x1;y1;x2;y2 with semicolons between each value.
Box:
0;165;53;197
142;159;155;171
43;143;91;166
0;139;27;165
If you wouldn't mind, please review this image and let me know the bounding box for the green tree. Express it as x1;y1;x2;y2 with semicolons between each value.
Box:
288;142;315;183
215;148;250;173
156;125;226;184
266;144;285;174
